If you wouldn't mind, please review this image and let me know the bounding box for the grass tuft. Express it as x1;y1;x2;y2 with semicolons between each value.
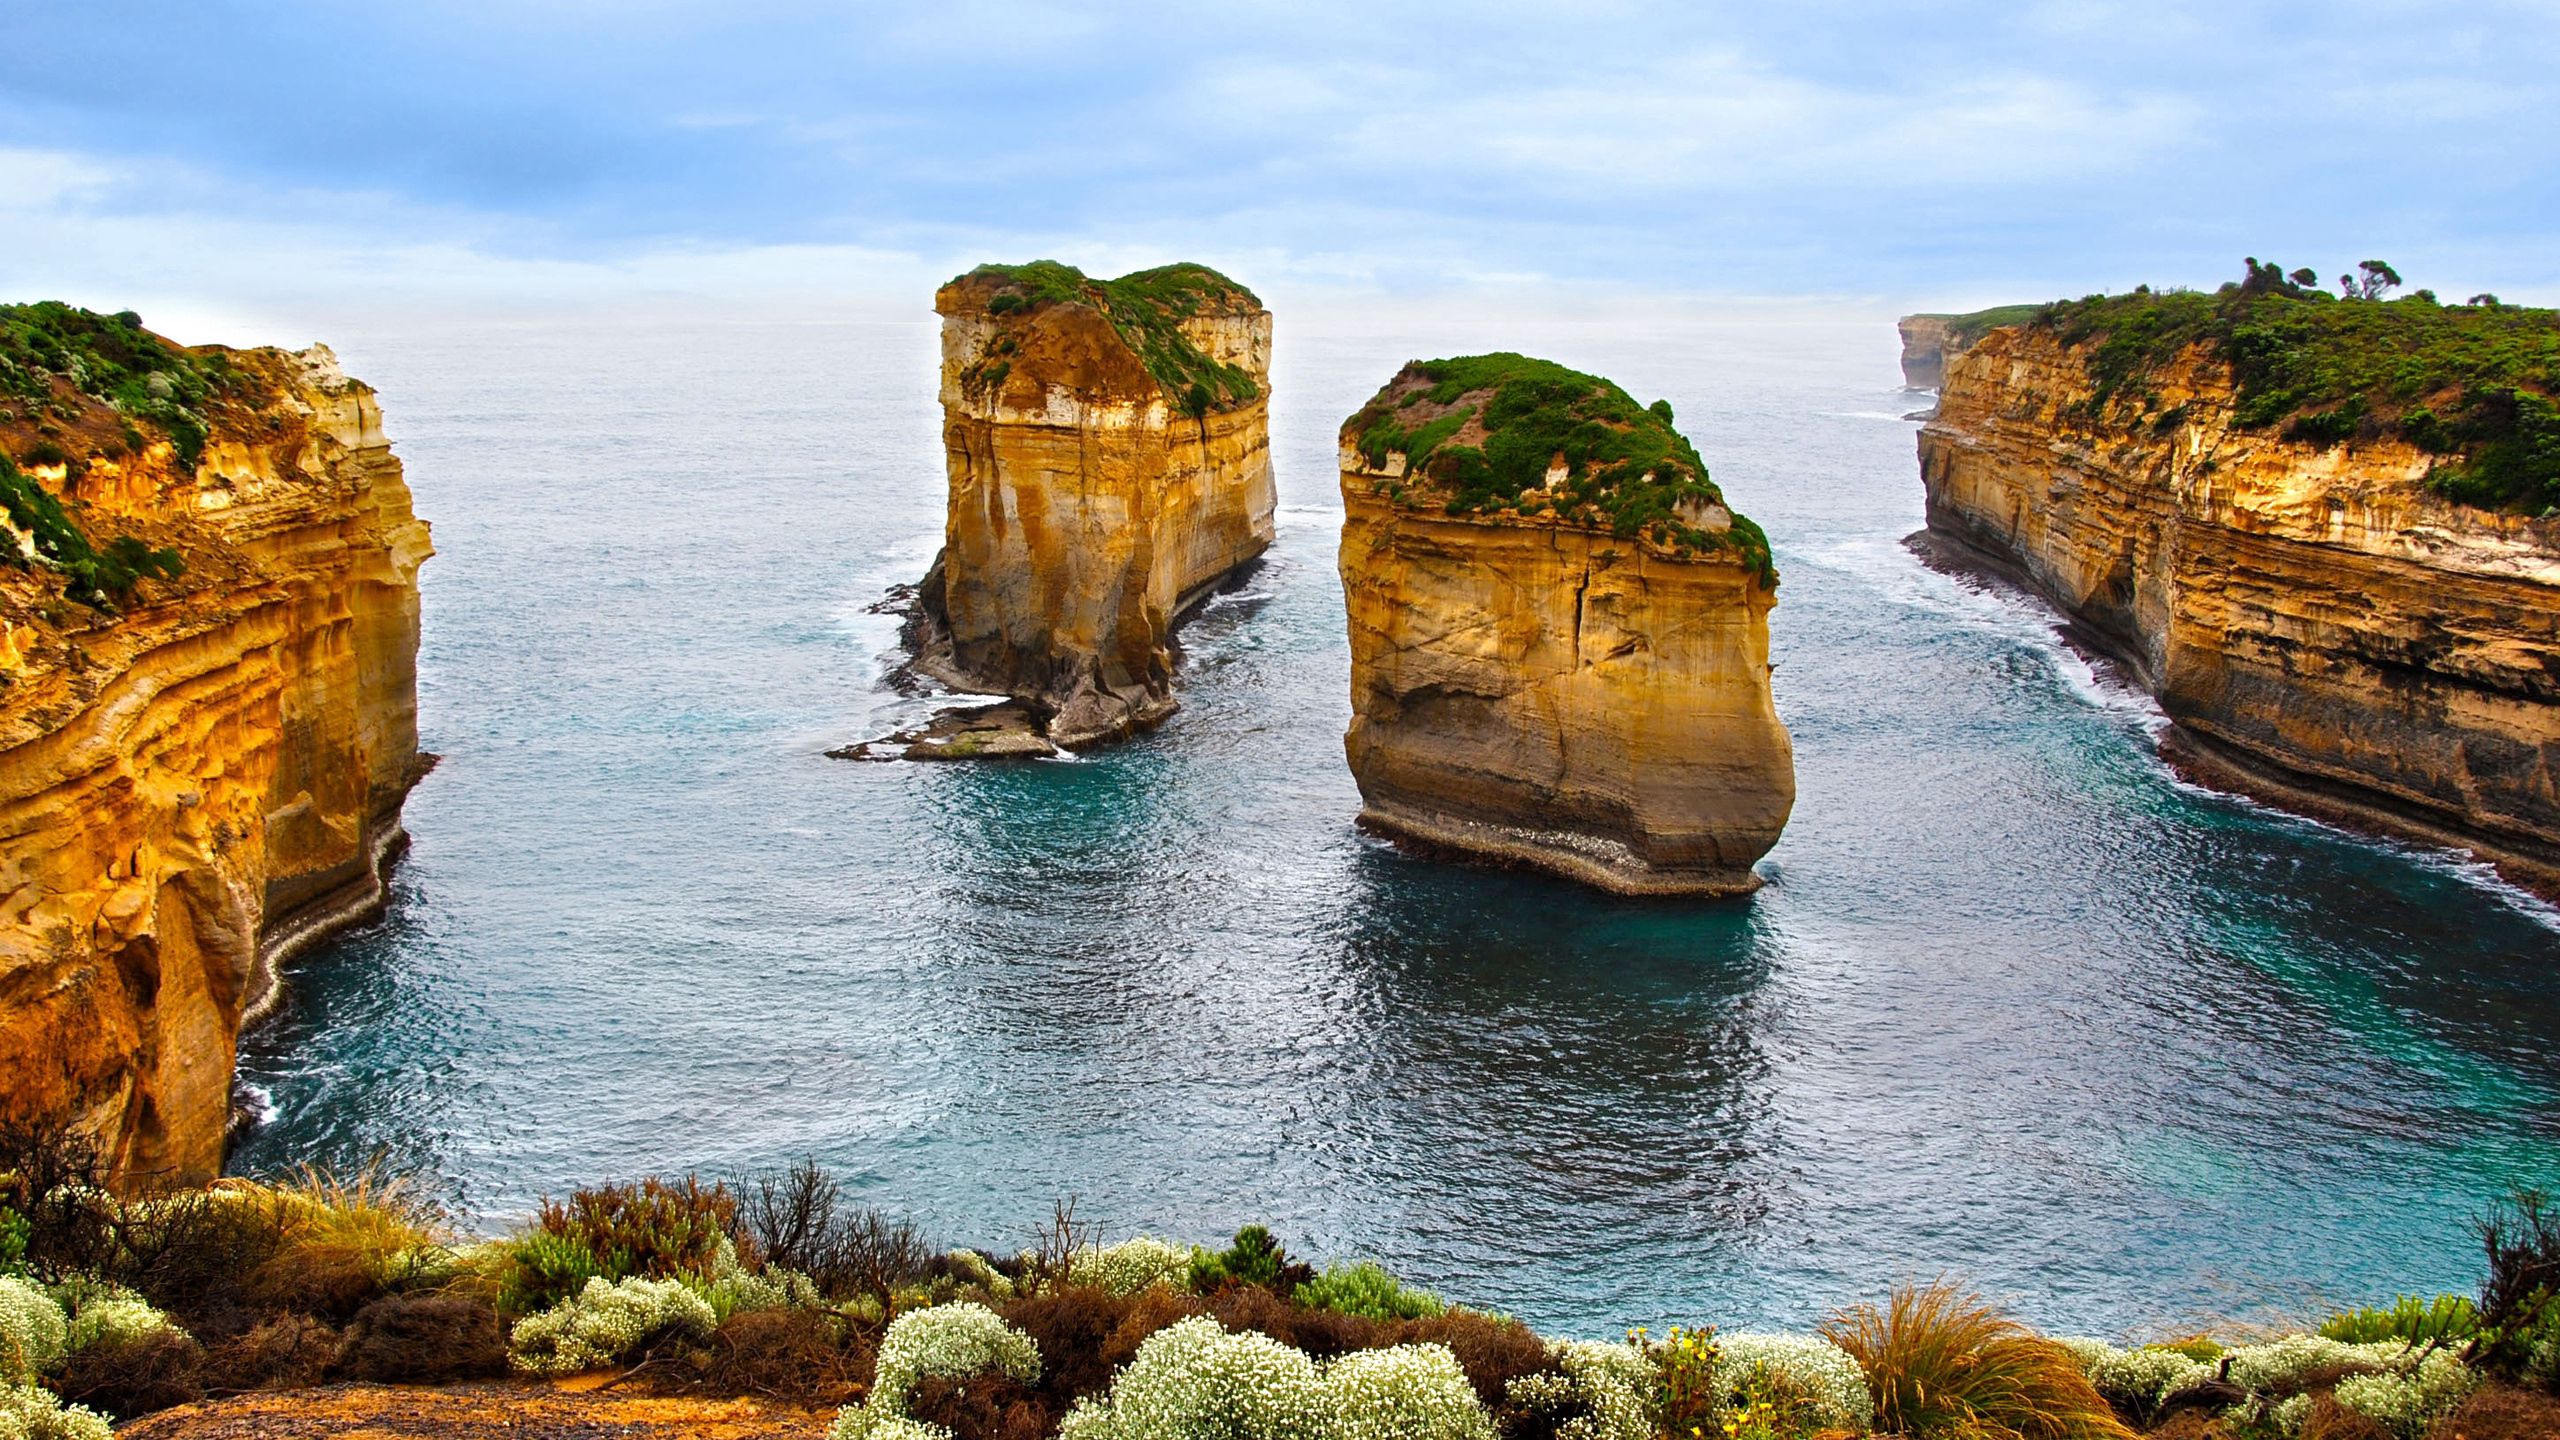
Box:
1821;1280;2134;1440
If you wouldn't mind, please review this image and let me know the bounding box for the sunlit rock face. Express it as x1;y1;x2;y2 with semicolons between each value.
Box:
0;326;429;1182
1336;357;1794;896
1922;324;2560;895
911;263;1275;749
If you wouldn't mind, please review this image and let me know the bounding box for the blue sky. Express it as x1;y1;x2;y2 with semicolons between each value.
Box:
4;0;2555;323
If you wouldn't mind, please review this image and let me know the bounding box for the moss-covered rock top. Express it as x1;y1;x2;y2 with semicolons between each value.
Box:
949;261;1264;417
2002;265;2560;514
1342;353;1774;586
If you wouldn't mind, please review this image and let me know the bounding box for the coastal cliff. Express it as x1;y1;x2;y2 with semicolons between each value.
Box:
1899;306;2041;388
0;304;430;1183
902;261;1274;752
1338;355;1793;896
1919;277;2560;894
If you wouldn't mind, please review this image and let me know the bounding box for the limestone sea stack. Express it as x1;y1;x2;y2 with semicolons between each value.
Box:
0;304;430;1182
1338;355;1795;896
1919;274;2560;895
905;262;1275;752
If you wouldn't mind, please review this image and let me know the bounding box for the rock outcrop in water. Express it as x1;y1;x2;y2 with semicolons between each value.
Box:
1338;355;1794;896
0;304;429;1182
897;261;1274;753
1919;282;2560;896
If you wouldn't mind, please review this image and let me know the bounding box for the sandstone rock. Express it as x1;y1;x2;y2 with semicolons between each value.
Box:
1920;322;2560;896
1338;356;1795;896
902;262;1275;750
0;307;429;1182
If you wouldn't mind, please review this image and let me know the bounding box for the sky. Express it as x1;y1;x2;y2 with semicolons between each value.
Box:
3;0;2555;333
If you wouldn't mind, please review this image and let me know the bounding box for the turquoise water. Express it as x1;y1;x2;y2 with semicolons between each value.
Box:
230;309;2560;1341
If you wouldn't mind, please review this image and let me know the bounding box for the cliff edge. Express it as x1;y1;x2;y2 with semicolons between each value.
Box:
1918;273;2560;895
1338;355;1794;896
0;303;430;1182
897;261;1274;753
1899;305;2042;389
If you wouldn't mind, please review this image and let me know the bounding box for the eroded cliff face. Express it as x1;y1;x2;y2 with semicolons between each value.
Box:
1899;315;1959;388
911;265;1275;749
1338;360;1793;896
0;320;429;1182
1922;325;2560;893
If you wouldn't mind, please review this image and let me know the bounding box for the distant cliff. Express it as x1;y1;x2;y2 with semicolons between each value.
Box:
1919;279;2560;895
905;262;1274;751
1899;305;2041;387
0;303;430;1182
1338;355;1793;896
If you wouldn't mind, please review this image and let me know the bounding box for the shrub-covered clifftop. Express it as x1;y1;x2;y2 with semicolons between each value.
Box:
1343;353;1773;586
947;261;1263;417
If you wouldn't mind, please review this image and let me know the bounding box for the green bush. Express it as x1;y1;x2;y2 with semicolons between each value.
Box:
1706;1332;1873;1433
2320;1293;2478;1347
0;452;185;608
46;1276;185;1356
507;1275;716;1375
532;1176;740;1286
1068;1238;1193;1299
961;261;1262;412
1294;1262;1446;1323
493;1231;601;1314
0;1279;64;1381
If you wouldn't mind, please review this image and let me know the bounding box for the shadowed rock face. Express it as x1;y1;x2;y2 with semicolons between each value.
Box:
0;325;429;1182
909;265;1275;749
1922;323;2560;895
1336;358;1794;896
1899;315;1960;387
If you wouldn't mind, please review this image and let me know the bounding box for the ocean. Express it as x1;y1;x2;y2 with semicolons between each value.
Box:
230;305;2560;1341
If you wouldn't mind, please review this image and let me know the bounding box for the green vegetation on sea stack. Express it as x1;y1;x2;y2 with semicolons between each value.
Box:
1344;352;1776;587
963;261;1264;416
2018;263;2560;514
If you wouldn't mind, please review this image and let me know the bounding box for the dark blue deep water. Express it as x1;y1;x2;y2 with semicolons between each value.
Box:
231;309;2560;1342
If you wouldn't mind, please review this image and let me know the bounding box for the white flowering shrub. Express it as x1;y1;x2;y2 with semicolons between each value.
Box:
832;1411;958;1440
1707;1333;1871;1431
509;1276;716;1375
2219;1335;2401;1395
946;1250;1019;1301
1070;1239;1196;1299
2268;1393;2313;1438
2332;1350;2480;1439
1551;1340;1658;1440
2052;1336;2112;1375
2059;1340;2205;1416
1050;1316;1326;1440
0;1382;110;1440
45;1278;183;1356
1322;1344;1495;1440
0;1281;64;1381
868;1301;1043;1413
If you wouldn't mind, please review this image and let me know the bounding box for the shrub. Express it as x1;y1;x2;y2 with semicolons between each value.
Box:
47;1277;185;1355
0;1280;63;1381
1296;1263;1446;1323
1051;1315;1323;1440
1635;1325;1719;1439
2322;1295;2479;1348
47;1330;204;1420
1189;1226;1312;1295
1538;1340;1654;1440
197;1314;340;1393
688;1307;875;1407
1821;1281;2133;1440
508;1275;717;1375
246;1167;449;1317
493;1230;602;1314
534;1176;743;1286
1497;1371;1598;1440
1707;1332;1873;1433
1323;1343;1496;1440
337;1294;508;1382
702;1265;825;1321
0;1382;109;1440
739;1162;936;1301
2471;1187;2560;1389
942;1249;1021;1302
2329;1349;2479;1438
1399;1310;1559;1411
2059;1340;2196;1422
998;1283;1189;1403
870;1301;1043;1412
2217;1336;2403;1395
1072;1239;1196;1299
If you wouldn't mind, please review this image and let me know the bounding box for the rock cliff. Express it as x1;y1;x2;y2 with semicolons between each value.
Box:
1899;305;2043;388
1919;287;2560;895
0;304;430;1183
1338;355;1794;896
902;261;1274;751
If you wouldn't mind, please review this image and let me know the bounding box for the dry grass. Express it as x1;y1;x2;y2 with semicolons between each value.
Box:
236;1166;449;1316
1820;1280;2135;1439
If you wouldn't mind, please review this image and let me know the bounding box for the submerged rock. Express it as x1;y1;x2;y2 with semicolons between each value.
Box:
1336;354;1795;896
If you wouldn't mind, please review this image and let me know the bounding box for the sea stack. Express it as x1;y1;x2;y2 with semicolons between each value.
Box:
1918;273;2560;895
1338;355;1794;896
904;261;1274;753
0;304;430;1182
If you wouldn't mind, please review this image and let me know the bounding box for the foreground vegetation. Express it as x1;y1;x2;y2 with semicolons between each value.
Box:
1982;262;2560;514
0;1126;2553;1440
1343;354;1777;587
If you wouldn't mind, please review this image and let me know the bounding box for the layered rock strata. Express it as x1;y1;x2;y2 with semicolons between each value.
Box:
1921;323;2560;894
1339;356;1794;896
0;306;430;1182
901;262;1275;751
